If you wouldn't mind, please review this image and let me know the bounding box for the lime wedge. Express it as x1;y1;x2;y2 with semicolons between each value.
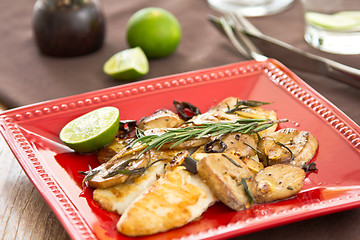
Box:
335;11;360;22
305;12;360;30
59;107;120;153
103;47;149;81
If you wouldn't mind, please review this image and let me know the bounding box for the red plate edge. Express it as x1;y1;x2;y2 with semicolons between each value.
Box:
0;59;359;240
0;121;95;239
272;59;360;134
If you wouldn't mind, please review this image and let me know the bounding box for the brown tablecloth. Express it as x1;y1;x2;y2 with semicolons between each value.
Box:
1;0;359;123
0;0;359;240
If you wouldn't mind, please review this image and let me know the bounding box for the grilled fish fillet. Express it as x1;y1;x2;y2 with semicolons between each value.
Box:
93;161;165;215
116;166;217;236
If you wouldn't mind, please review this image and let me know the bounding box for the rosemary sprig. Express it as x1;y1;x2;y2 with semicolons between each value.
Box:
103;159;165;179
243;142;263;155
235;100;271;107
132;118;288;158
79;165;100;188
226;106;249;114
222;154;242;168
241;177;255;204
274;141;294;162
225;100;270;114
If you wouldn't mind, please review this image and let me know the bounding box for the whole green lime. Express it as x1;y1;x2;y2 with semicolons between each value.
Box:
126;7;181;58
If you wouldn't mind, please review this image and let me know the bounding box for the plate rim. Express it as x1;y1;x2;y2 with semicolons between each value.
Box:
1;59;359;240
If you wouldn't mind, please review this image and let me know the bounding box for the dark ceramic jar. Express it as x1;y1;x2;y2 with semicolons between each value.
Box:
33;0;105;57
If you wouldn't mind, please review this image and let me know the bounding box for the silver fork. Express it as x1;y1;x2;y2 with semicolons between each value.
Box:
219;14;267;61
214;13;360;88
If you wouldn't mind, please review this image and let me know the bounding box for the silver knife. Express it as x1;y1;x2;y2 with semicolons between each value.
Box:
208;15;360;88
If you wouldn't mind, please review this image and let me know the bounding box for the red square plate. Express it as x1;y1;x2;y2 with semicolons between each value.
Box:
1;59;359;240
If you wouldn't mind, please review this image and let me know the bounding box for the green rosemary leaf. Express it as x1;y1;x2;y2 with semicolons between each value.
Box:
242;123;257;134
103;167;145;179
103;158;166;179
237;100;271;107
252;123;275;133
170;134;198;148
241;178;255;204
274;141;294;162
80;165;100;188
225;100;271;115
225;106;249;114
134;119;288;158
102;158;138;178
222;154;242;168
196;125;218;139
243;142;263;155
235;118;268;123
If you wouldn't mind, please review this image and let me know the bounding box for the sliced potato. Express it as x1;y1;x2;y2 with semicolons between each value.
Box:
241;157;264;175
258;128;318;167
251;164;305;203
220;133;258;158
138;109;183;131
197;153;254;210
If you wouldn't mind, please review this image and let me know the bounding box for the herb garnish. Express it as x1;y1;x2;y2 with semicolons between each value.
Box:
274;141;294;162
132;118;288;158
222;153;242;168
241;177;255;203
243;141;263;155
225;100;270;114
103;159;165;179
79;165;100;188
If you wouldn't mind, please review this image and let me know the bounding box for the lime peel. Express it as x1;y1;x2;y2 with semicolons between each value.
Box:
126;7;182;58
103;47;149;81
60;107;120;153
306;11;360;31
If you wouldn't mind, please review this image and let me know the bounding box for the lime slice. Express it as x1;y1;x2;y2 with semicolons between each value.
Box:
59;107;120;153
103;47;149;81
305;12;360;30
335;11;360;22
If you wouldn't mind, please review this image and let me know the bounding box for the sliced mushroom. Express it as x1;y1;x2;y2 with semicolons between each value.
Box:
138;109;183;131
97;138;134;163
258;128;318;167
250;164;305;203
88;153;150;189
